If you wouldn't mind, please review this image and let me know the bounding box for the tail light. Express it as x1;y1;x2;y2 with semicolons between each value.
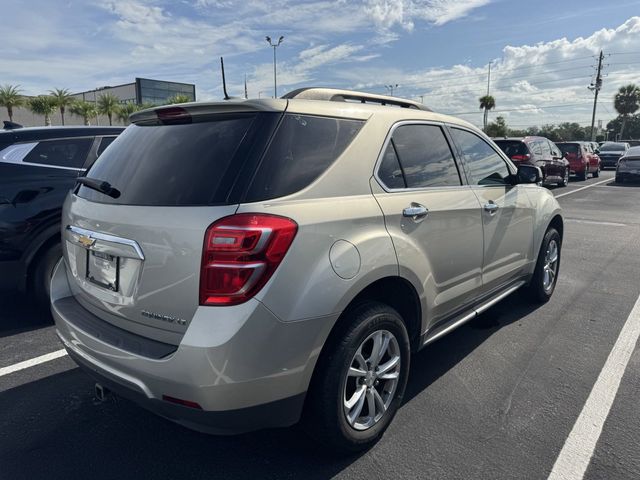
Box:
200;214;298;306
511;154;531;161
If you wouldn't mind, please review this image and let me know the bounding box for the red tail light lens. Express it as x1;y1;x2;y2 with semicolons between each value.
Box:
200;214;298;306
511;154;531;161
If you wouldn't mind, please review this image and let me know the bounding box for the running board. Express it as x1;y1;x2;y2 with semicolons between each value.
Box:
422;281;525;347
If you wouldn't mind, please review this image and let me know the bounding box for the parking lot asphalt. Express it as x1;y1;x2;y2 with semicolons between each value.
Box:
1;170;639;480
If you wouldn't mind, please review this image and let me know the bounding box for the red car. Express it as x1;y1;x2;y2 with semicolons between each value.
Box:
556;142;601;181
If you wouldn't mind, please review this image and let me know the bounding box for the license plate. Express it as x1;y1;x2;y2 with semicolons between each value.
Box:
86;250;119;291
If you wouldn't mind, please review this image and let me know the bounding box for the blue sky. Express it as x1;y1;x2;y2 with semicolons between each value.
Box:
2;0;640;128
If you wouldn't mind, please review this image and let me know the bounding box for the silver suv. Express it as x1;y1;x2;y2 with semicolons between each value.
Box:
52;88;563;452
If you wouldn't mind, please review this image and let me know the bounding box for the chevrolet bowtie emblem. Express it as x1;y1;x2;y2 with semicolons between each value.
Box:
78;235;96;248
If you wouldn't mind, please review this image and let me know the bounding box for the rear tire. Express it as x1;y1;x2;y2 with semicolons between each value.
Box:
557;168;569;187
525;228;561;304
593;165;600;178
303;301;410;453
615;175;623;184
580;168;588;181
32;242;62;308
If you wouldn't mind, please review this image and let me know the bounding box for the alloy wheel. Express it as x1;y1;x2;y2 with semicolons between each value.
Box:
542;239;559;292
343;330;401;431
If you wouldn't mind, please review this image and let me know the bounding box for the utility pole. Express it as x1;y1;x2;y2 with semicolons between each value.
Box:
265;36;284;98
419;95;425;104
385;84;398;96
589;50;604;141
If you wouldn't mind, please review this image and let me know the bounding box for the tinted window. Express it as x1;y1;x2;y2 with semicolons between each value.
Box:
96;136;116;157
600;143;626;152
23;138;92;168
451;128;510;186
245;114;363;201
549;141;561;157
389;125;460;188
78;115;258;205
494;140;528;157
378;142;406;189
540;140;551;156
557;143;579;155
530;141;543;156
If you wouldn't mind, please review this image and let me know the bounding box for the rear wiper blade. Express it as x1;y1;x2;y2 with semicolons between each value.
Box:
76;177;121;199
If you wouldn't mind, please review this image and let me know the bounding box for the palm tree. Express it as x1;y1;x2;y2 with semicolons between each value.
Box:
165;94;192;105
116;103;140;125
49;88;75;125
614;84;640;139
0;84;25;122
479;95;496;132
97;93;120;126
70;101;97;125
28;95;58;126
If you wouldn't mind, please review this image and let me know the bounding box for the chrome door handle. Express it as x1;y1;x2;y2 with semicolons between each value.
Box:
484;201;499;214
403;203;429;222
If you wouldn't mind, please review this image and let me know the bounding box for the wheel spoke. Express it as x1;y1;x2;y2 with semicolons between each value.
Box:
366;388;376;420
376;355;400;376
368;331;383;366
375;333;391;368
345;384;366;410
373;388;387;414
348;367;367;378
379;371;399;381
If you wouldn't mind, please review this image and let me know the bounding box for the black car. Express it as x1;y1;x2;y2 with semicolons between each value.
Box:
615;146;640;183
598;142;630;169
0;126;124;304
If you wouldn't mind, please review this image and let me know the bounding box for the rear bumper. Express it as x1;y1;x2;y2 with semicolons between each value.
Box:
601;158;620;168
52;260;335;434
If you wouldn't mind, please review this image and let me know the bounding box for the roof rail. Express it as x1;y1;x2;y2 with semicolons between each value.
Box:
282;87;432;112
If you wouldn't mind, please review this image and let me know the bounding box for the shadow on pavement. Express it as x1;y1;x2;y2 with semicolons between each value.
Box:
0;290;52;338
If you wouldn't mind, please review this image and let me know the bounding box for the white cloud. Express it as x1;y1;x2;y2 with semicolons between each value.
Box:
365;0;490;29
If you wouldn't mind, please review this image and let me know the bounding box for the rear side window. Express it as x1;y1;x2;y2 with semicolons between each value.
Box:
23;138;92;169
378;143;406;189
450;128;510;186
540;141;551;156
78;115;258;205
529;141;543;156
557;144;579;155
385;124;461;188
245;114;363;201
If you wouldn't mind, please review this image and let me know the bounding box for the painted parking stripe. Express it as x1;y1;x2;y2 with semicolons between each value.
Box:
555;178;611;199
548;293;640;480
0;349;68;378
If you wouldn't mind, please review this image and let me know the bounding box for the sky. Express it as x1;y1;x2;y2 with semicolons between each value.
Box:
2;0;640;129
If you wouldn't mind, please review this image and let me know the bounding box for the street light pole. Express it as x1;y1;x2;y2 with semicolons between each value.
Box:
385;84;398;96
265;35;284;98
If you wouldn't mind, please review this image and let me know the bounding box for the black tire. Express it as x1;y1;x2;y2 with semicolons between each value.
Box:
557;168;569;187
580;168;588;181
593;165;600;178
525;228;561;304
615;175;623;184
32;242;62;307
303;301;410;453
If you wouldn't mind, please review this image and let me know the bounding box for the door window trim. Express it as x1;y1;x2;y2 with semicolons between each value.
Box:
373;120;466;193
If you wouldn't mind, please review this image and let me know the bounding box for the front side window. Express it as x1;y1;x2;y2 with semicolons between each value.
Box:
450;128;511;186
23;138;92;169
379;124;461;189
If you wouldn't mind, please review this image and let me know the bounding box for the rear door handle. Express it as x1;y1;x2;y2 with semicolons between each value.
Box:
484;201;499;214
403;203;429;222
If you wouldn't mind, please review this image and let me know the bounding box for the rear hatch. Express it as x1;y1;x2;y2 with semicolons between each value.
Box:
62;102;285;344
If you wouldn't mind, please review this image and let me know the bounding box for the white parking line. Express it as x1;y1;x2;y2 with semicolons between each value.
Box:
555;178;611;198
548;293;640;480
0;349;68;377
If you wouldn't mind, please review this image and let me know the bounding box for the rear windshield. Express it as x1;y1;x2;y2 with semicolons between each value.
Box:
78;114;260;206
600;143;625;152
493;140;528;157
557;143;579;154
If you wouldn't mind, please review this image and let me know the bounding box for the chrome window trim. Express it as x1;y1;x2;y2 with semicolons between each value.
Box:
372;120;467;194
66;225;145;260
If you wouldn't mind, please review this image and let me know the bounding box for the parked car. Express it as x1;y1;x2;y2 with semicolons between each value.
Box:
598;142;630;169
0;126;124;304
52;89;563;452
615;146;640;183
555;142;599;180
493;136;569;187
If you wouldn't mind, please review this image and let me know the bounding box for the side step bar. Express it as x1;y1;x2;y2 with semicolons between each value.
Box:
422;281;525;346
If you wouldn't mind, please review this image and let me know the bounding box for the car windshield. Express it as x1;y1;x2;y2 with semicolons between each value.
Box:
557;143;579;154
600;143;625;151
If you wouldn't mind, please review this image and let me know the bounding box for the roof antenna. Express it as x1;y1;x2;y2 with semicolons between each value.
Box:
220;56;230;100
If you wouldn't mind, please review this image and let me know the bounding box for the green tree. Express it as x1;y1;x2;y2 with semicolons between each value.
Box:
485;116;508;137
165;94;192;105
614;84;640;139
0;84;25;122
479;95;496;132
48;88;75;126
97;93;120;126
28;95;57;126
70;101;97;125
116;103;140;125
606;114;640;140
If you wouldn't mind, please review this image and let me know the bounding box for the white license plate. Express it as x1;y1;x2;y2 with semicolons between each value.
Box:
86;250;119;291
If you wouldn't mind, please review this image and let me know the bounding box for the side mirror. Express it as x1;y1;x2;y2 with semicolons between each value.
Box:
516;164;542;185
